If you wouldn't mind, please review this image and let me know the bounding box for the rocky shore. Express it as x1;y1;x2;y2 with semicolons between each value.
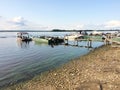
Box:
3;45;120;90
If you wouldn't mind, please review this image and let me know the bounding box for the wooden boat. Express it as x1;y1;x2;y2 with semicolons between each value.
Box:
17;32;32;41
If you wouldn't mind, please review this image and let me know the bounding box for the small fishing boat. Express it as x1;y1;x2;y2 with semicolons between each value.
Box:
32;36;50;43
33;37;48;43
17;32;32;41
33;36;64;45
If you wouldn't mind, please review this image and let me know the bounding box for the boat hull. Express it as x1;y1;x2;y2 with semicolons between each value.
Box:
33;38;48;43
17;37;32;41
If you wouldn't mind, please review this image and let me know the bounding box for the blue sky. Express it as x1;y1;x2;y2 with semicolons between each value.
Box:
0;0;120;30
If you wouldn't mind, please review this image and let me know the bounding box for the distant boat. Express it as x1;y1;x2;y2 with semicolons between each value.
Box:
17;32;32;41
64;33;84;40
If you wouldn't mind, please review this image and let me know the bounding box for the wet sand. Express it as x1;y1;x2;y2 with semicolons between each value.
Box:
2;45;120;90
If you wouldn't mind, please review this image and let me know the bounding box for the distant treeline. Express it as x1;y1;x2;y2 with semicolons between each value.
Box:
52;29;73;32
0;29;120;32
52;29;93;32
52;29;120;32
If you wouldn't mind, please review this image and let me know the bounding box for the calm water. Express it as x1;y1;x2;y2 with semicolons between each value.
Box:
0;32;103;87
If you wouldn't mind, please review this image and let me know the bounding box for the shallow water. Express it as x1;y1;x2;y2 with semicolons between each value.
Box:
0;32;103;87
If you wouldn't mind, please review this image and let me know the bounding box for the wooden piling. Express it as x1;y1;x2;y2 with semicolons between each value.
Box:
87;38;92;48
64;36;69;45
104;34;112;45
77;39;78;46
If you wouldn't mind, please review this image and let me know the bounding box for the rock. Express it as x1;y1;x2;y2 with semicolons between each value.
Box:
54;73;57;76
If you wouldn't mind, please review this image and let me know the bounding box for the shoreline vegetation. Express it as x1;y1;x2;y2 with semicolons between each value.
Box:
2;45;120;90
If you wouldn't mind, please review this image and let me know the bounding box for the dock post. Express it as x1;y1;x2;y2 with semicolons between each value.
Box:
67;36;68;44
87;38;89;47
74;39;75;45
64;36;69;45
77;39;78;46
74;38;78;46
87;38;92;48
89;39;92;47
104;34;111;45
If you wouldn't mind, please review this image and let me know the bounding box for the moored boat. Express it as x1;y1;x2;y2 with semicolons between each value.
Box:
33;36;64;45
33;37;48;43
17;32;32;41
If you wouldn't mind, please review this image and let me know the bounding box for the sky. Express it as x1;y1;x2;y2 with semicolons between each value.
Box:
0;0;120;30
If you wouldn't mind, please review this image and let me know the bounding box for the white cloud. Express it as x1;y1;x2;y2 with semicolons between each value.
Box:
10;16;26;26
105;20;120;28
83;20;120;30
0;16;51;30
83;24;105;30
0;16;120;30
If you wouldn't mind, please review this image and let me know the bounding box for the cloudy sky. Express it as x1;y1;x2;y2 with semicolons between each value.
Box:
0;0;120;30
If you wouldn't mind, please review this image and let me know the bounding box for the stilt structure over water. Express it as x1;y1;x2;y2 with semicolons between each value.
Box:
64;36;93;48
64;34;120;48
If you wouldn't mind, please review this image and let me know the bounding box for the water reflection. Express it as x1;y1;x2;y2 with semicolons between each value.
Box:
17;40;31;48
33;41;61;48
34;41;55;48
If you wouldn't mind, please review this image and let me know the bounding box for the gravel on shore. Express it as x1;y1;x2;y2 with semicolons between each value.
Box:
3;45;120;90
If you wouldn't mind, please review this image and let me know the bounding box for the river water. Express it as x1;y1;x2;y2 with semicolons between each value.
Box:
0;32;103;87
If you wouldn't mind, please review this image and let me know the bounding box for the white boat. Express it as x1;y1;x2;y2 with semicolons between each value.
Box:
64;33;84;40
17;32;32;41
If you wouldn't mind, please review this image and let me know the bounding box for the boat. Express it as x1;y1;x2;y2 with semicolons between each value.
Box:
33;36;64;45
17;32;32;41
32;36;50;43
64;33;84;40
33;37;48;43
